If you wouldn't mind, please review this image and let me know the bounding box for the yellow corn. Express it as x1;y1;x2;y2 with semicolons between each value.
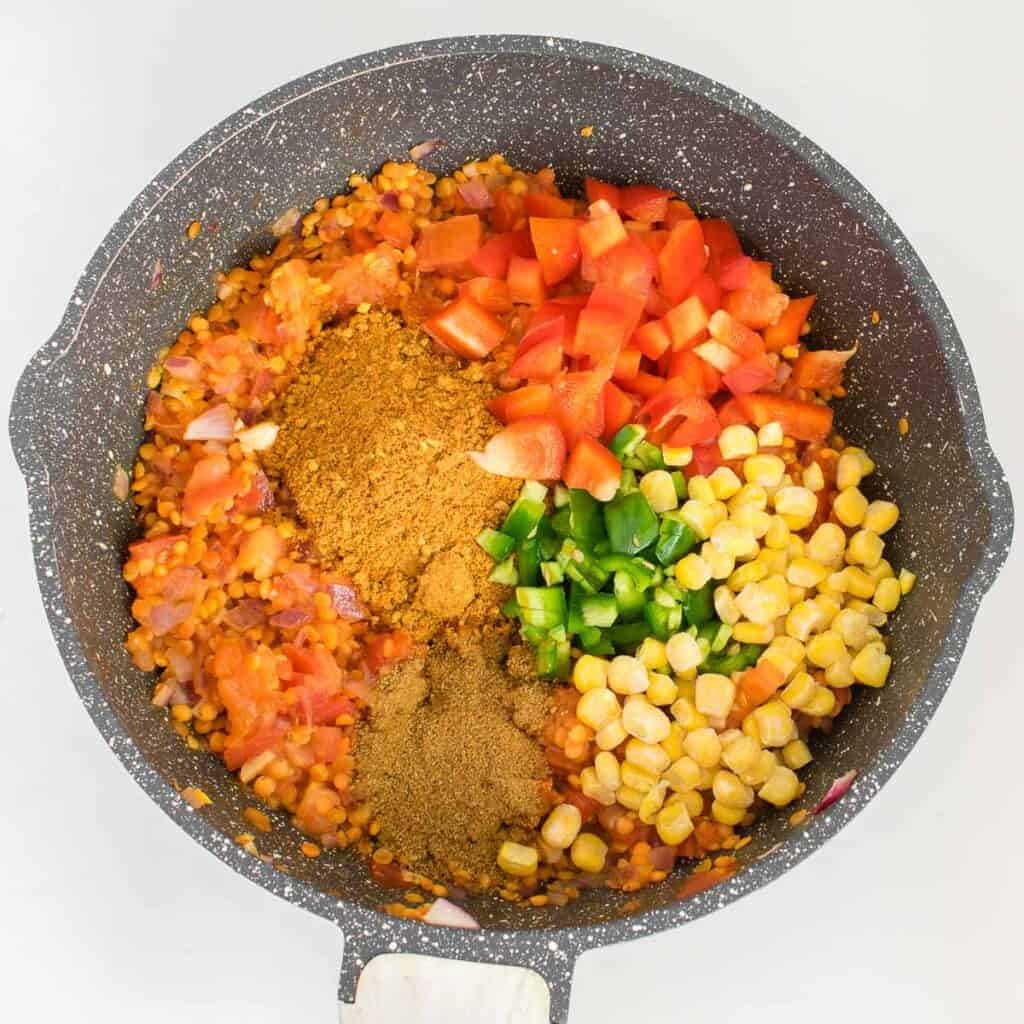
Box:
740;749;779;788
679;499;718;539
833;487;868;527
825;655;855;688
703;545;736;580
636;637;668;671
744;454;787;488
760;637;805;681
804;686;837;716
594;717;628;751
576;687;621;731
780;670;817;710
785;600;826;642
638;780;669;824
622;695;671;743
851;642;892;687
655;799;694;845
713;585;741;626
498;841;538;877
757;421;784;447
573;654;609;694
764;515;791;550
866;558;896;582
806;630;847;668
731;504;773;538
730;484;769;511
711;799;746;825
710;521;758;558
660;722;687;761
541;804;583;849
736;580;785;624
864;500;900;535
842;566;879;599
608;655;650;695
899;568;917;594
670;696;706;731
708;466;743;500
616;785;645;811
580;767;617;806
640;470;679;513
666;632;702;673
846;529;884;569
676;552;712;589
846;598;888;627
787;536;806;560
570;833;608;873
832;607;871;650
752;700;795;747
594;751;622;790
687;475;715;503
774;486;818;530
718;424;758;460
662;444;693;467
807;523;846;566
728;560;768;591
695;673;737;719
783;739;813;770
873;577;901;613
621;760;658;794
734;621;775;644
836;451;863;490
625;738;671;775
786;556;827;588
758;765;801;807
721;734;761;774
683;727;722;768
665;754;702;791
712;769;755;809
802;462;825;492
844;446;875;476
646;672;678;706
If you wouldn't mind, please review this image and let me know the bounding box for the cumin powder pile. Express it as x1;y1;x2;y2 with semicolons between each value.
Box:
265;309;518;638
355;629;552;880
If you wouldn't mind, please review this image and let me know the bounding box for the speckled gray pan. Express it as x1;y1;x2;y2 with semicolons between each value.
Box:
8;35;1013;1022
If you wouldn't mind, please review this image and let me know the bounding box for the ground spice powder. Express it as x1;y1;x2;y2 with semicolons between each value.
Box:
265;310;518;638
355;628;552;881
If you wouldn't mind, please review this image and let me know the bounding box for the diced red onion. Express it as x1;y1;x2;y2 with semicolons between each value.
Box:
166;648;194;683
327;583;365;621
423;898;480;929
271;207;300;238
224;599;266;631
378;191;400;211
165;356;203;382
161;565;202;602
269;607;313;629
184;403;235;442
149;602;192;636
112;465;130;502
812;769;858;815
150;258;164;289
342;677;373;703
457;180;493;210
648;845;676;872
245;471;276;512
409;137;445;162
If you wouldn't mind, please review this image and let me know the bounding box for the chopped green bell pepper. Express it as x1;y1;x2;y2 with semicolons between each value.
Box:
476;527;516;563
604;491;659;555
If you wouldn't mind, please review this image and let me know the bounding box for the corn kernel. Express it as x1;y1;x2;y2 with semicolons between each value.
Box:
665;754;702;791
718;424;758;460
764;515;791;550
703;545;736;580
712;769;755;809
663;445;693;467
713;586;741;626
841;566;878;599
638;780;669;824
836;451;863;490
616;785;645;811
573;654;608;693
825;655;855;688
734;621;776;644
802;462;825;492
846;529;883;569
594;751;622;790
722;734;761;774
577;688;621;730
806;630;846;668
498;841;538;877
580;767;617;806
757;421;784;447
683;727;722;768
622;695;672;743
833;487;869;527
660;722;687;761
744;454;786;488
570;833;608;873
784;600;825;642
832;608;871;650
730;484;769;511
736;580;786;625
899;568;917;594
807;523;846;566
804;686;837;716
640;470;679;513
541;804;583;849
679;500;717;539
636;637;668;671
752;700;795;747
759;765;801;807
760;637;805;681
783;738;813;770
708;466;743;500
646;672;678;706
688;476;715;503
864;500;900;535
873;577;901;613
666;631;702;673
711;799;745;825
786;557;826;589
866;558;895;582
740;749;779;787
846;598;888;627
594;717;628;751
780;671;817;709
851;642;892;687
674;553;710;590
844;446;875;476
710;520;757;558
608;655;649;695
625;738;671;775
774;486;818;530
731;504;773;538
670;696;706;731
655;799;694;845
621;760;658;793
695;673;736;719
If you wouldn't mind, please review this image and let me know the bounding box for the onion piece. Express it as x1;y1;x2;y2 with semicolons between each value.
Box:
269;607;313;629
271;207;300;238
149;601;192;636
457;180;493;210
223;599;266;631
112;465;130;502
184;404;235;442
327;583;365;621
237;421;279;452
812;769;858;815
409;137;445;162
165;356;203;382
378;191;400;212
423;898;479;930
150;258;164;290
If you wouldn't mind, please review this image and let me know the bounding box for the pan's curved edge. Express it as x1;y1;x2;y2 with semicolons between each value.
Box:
6;34;1016;1015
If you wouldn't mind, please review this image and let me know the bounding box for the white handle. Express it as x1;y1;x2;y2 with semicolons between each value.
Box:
341;953;551;1023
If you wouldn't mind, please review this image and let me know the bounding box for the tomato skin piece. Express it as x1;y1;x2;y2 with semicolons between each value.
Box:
377;209;413;249
631;319;672;360
564;436;622;502
602;381;636;440
470;416;567;480
620;184;673;223
488;384;553;423
791;346;856;390
701;219;743;280
612;347;642;381
722;352;777;395
658;219;707;304
424;295;506;359
459;277;513;314
507;257;547;305
736;393;833;443
524;192;576;219
470;229;534;278
529;217;582;285
663;294;712;351
584;177;622;209
551;371;606;448
763;294;816;352
415;214;481;271
182;454;247;526
509;335;564;381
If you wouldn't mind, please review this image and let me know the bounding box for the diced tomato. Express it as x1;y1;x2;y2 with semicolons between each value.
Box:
364;631;413;671
658;219;707;304
763;294;816;352
736;393;834;443
223;720;288;771
602;381;635;440
507;257;547;305
376;209;413;249
234;471;274;515
564;435;622;502
470;229;534;278
524;192;576;218
488;384;553;423
612;347;642;381
690;273;723;313
310;725;344;764
584;177;622;209
579;204;628;262
424;295;506;359
739;661;785;706
509;334;563;381
470;416;567;480
791;346;856;390
491;188;525;232
182;454;247;526
688;440;723;476
551;371;606;448
617;371;667;399
415;214;481;271
620;184;673;223
563;788;603;823
708;309;765;360
722;352;777;395
664;397;720;447
529;217;582;285
663;294;712;351
701;219;743;280
716;397;750;427
631;319;672;360
717;254;754;290
664;199;696;227
459;277;513;313
127;533;187;563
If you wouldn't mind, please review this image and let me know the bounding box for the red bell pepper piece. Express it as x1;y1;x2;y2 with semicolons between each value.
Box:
722;352;777;395
509;333;563;381
664;199;696;227
791;346;856;390
617;371;668;399
736;394;834;443
664;397;721;447
763;294;816;352
631;319;673;360
487;384;554;424
564;435;622;501
469;416;567;480
529;217;582;285
708;309;765;360
416;214;481;271
689;273;723;313
584;177;623;209
663;294;712;351
551;371;607;448
424;295;506;359
602;381;635;440
579;202;629;262
507;256;547;305
658;219;707;304
701;218;743;280
524;192;576;219
471;229;534;278
377;209;413;249
620;184;673;223
612;347;642;381
459;277;512;314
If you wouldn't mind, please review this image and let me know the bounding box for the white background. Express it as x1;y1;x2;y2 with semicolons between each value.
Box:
1;1;1021;1020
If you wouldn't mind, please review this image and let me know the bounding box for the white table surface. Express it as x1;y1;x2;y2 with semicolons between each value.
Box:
2;1;1021;1020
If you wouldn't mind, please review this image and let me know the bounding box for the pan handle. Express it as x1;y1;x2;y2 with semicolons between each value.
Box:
338;927;578;1023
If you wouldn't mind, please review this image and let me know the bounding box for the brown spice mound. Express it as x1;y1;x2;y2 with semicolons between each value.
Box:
354;628;552;881
265;310;518;638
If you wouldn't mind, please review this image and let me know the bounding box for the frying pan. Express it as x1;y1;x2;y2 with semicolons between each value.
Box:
9;35;1013;1023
